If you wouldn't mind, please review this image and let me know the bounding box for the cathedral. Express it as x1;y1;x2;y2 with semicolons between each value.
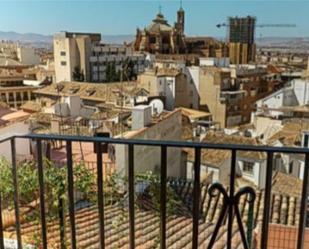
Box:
134;7;187;54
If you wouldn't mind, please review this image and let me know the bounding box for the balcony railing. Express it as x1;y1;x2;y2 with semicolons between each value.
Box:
0;133;309;249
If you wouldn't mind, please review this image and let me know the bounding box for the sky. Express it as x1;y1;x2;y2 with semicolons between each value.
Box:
0;0;308;38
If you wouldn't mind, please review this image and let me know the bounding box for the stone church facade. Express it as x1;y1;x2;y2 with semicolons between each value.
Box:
134;7;186;54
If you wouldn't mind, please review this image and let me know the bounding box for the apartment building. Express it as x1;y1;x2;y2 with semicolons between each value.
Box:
199;67;245;128
89;44;145;82
54;31;146;83
236;66;281;123
54;32;101;82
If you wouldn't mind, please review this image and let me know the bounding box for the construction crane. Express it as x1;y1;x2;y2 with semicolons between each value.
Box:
216;21;296;43
216;23;296;28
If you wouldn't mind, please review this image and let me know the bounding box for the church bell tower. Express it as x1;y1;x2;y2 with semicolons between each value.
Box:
177;1;185;34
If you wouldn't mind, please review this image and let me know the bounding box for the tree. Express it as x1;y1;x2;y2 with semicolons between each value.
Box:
123;59;137;81
106;61;118;82
72;66;85;82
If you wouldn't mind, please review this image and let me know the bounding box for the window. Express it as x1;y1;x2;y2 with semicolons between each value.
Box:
150;37;156;44
61;61;67;66
303;134;309;148
243;161;254;175
289;161;294;174
60;51;66;56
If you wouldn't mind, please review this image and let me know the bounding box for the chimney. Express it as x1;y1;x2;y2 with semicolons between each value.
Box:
51;118;61;134
132;105;152;130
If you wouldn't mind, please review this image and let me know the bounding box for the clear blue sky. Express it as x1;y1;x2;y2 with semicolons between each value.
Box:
0;0;308;37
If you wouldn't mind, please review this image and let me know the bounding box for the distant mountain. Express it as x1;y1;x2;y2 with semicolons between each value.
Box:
0;31;52;43
0;31;135;45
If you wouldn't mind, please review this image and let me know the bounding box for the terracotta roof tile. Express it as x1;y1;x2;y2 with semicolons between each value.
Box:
2;177;305;248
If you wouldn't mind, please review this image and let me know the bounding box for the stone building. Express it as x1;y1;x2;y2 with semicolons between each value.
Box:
134;8;186;54
134;7;228;61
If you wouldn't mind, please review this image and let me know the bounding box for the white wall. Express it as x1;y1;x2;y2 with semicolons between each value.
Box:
291;79;309;105
238;159;266;189
17;47;40;65
115;111;183;178
186;66;200;109
256;79;309;111
64;96;81;117
0;122;30;162
157;76;175;111
186;162;219;182
54;37;78;82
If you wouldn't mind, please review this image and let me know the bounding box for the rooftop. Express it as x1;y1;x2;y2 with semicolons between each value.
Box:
2;175;304;249
268;120;309;146
185;131;265;167
35;81;144;104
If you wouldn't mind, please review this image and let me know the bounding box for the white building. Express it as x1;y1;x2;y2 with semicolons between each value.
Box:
17;47;40;65
254;78;309;118
185;132;267;189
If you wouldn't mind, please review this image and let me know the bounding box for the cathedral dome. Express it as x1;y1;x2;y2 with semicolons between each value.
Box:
146;12;173;33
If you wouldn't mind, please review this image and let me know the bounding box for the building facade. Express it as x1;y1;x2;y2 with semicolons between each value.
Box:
89;44;145;82
199;67;245;128
54;32;101;82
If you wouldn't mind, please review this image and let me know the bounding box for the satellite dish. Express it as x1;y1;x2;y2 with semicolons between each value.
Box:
149;99;164;116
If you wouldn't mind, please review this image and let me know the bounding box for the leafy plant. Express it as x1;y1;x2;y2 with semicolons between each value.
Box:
0;158;39;208
0;157;95;215
136;171;181;215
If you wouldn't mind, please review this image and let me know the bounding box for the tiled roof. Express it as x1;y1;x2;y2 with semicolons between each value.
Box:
272;171;303;197
156;68;180;77
20;101;42;113
3;177;303;249
180;107;211;121
186;132;266;168
268;120;309;146
35;81;143;103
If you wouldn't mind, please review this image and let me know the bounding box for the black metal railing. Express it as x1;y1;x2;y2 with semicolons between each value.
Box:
0;133;309;249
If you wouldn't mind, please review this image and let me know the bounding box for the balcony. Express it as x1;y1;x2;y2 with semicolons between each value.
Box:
0;134;309;249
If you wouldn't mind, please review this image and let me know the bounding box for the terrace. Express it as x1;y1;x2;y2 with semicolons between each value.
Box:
0;134;309;249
